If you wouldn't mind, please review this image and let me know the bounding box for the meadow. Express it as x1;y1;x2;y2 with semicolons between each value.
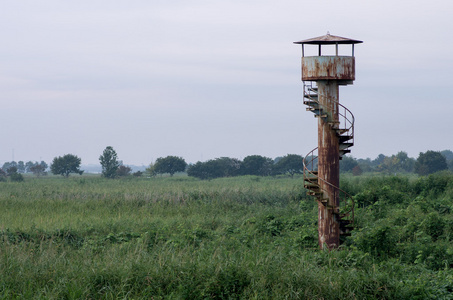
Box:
0;174;452;299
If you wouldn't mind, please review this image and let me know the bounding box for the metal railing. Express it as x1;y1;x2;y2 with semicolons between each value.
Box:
302;81;355;222
303;147;355;221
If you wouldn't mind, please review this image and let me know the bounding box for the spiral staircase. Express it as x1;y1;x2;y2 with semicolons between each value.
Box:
302;81;355;242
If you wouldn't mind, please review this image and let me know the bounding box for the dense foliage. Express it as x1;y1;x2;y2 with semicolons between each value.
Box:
154;156;187;176
187;157;241;179
2;160;48;174
50;154;84;177
0;173;451;298
342;150;453;175
240;155;273;176
415;150;448;175
273;154;304;177
187;154;304;180
99;146;120;178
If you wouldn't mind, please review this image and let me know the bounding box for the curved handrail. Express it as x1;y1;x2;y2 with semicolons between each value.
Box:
302;81;355;222
303;147;355;222
304;81;355;142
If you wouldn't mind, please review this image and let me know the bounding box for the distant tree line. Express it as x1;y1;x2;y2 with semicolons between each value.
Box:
1;149;452;182
340;150;453;176
1;161;48;175
185;154;304;180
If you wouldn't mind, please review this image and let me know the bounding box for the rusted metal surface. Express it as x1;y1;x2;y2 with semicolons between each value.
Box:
294;33;363;45
295;33;362;250
302;56;355;81
317;81;340;249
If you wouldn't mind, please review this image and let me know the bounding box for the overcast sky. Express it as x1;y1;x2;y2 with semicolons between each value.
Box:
1;0;452;166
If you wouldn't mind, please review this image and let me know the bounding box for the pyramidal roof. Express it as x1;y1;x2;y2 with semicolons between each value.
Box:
294;32;363;45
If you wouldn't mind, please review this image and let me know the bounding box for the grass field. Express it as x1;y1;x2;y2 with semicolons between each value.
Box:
0;174;452;299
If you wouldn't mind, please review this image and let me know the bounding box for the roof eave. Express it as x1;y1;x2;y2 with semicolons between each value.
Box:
293;34;363;45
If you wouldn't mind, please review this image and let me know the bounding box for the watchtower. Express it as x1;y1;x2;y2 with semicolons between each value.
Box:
294;33;362;249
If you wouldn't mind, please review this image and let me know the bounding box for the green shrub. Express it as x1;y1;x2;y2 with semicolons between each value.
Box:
9;172;24;182
353;225;398;258
420;212;446;240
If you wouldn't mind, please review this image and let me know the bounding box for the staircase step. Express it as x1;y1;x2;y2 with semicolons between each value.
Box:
336;129;350;135
306;107;320;112
339;219;353;225
308;108;326;117
305;184;320;190
340;225;354;232
318;198;328;205
308;191;323;197
328;122;340;129
314;113;327;118
304;179;318;185
304;183;319;190
303;100;318;108
339;143;353;150
304;93;318;100
339;149;351;157
339;135;353;143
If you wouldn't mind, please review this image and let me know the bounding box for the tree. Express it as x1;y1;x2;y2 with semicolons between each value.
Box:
187;161;208;179
352;165;363;176
146;162;157;177
133;171;143;177
30;162;47;177
116;165;132;177
273;154;304;177
2;161;17;172
440;150;453;171
440;149;453;161
25;161;35;173
6;166;24;182
340;156;358;173
187;157;241;180
0;169;6;182
99;146;120;178
17;161;25;173
240;155;273;176
374;152;415;174
371;154;386;168
356;158;373;173
6;166;18;176
395;151;415;173
153;156;187;176
215;157;241;177
50;154;83;177
9;172;24;182
414;151;448;176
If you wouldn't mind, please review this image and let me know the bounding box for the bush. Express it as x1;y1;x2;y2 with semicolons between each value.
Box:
9;173;24;182
420;212;445;240
116;165;132;177
353;225;398;258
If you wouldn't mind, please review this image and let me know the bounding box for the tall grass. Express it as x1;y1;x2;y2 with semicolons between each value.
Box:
0;174;451;299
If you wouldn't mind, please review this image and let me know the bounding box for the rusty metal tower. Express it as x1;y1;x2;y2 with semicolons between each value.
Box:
294;33;362;249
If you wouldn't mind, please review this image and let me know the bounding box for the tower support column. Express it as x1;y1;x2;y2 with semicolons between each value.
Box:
317;80;340;249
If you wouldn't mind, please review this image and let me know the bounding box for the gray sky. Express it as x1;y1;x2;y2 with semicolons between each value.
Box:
1;0;452;166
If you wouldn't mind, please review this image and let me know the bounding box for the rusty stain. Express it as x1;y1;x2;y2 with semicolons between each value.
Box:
317;81;340;248
302;57;355;81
